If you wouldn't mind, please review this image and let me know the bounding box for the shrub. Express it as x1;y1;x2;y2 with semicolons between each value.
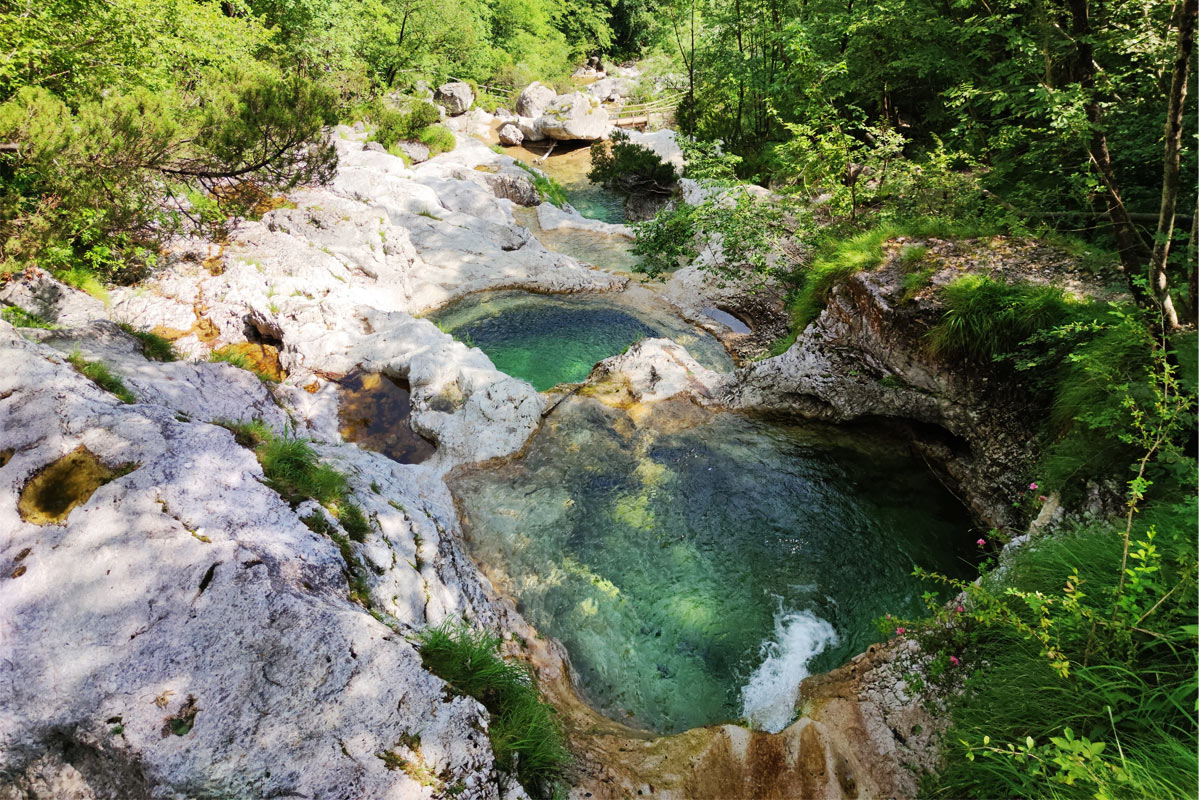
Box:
917;499;1198;800
588;130;677;195
417;124;456;157
417;621;569;798
117;322;177;361
66;350;135;403
372;100;440;149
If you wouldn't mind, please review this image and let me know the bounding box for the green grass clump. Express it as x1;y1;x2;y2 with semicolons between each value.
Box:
117;322;177;361
53;267;110;303
417;124;456;157
67;350;135;403
514;161;569;208
338;502;372;542
417;621;569;798
924;499;1198;800
1;305;55;329
258;434;347;506
209;349;251;370
927;274;1074;361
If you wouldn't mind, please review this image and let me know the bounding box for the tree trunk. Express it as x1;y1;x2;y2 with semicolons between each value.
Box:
1066;0;1152;299
1149;0;1197;330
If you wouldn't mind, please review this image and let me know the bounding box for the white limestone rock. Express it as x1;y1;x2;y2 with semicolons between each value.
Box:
0;325;501;799
536;93;610;141
514;82;556;119
435;81;474;116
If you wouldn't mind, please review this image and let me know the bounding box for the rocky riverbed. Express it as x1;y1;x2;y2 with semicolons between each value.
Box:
0;125;1083;799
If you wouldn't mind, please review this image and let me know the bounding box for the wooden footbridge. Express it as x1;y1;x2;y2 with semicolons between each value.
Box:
610;93;684;129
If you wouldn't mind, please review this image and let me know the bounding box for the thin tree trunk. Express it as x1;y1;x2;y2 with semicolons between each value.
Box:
1150;0;1197;330
1067;0;1153;299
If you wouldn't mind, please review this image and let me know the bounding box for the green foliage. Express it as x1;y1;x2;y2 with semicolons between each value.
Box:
371;100;440;149
915;499;1198;800
791;224;897;329
66;350;136;404
338;502;372;543
514;162;568;208
927;276;1075;362
588;130;678;195
417;621;569;797
116;323;177;362
1;305;54;329
417;124;457;157
257;434;348;507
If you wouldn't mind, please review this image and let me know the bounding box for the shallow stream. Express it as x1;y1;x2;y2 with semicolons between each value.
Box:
423;138;977;738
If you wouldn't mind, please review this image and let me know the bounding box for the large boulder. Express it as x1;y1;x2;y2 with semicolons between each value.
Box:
514;81;556;118
434;81;474;116
587;76;634;103
536;92;610;141
497;123;524;146
516;116;545;142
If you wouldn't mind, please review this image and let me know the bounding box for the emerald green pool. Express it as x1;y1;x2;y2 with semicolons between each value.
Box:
426;291;733;391
449;398;977;735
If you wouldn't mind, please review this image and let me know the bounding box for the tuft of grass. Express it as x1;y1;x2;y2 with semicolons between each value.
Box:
67;350;135;403
417;621;570;798
416;210;443;221
258;434;347;506
217;418;272;449
794;224;899;329
926;274;1074;362
117;322;177;361
1;305;55;329
209;349;251;370
53;267;110;303
514;161;569;208
338;502;371;542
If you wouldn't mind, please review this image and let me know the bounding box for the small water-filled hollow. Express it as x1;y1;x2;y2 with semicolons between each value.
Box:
508;141;625;223
338;371;436;464
426;291;733;391
19;446;133;525
449;398;978;735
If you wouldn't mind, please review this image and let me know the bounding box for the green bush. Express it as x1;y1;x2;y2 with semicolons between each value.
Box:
117;322;177;361
919;499;1198;800
588;130;678;195
66;350;135;403
417;124;457;157
417;621;569;798
372;100;440;149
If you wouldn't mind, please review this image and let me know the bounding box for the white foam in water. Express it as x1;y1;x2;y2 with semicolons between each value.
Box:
741;609;839;733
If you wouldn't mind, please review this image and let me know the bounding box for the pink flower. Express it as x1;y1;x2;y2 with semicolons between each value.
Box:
1029;482;1038;490
896;627;906;635
1038;495;1047;502
886;613;892;619
976;538;987;547
949;655;961;666
956;605;965;614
